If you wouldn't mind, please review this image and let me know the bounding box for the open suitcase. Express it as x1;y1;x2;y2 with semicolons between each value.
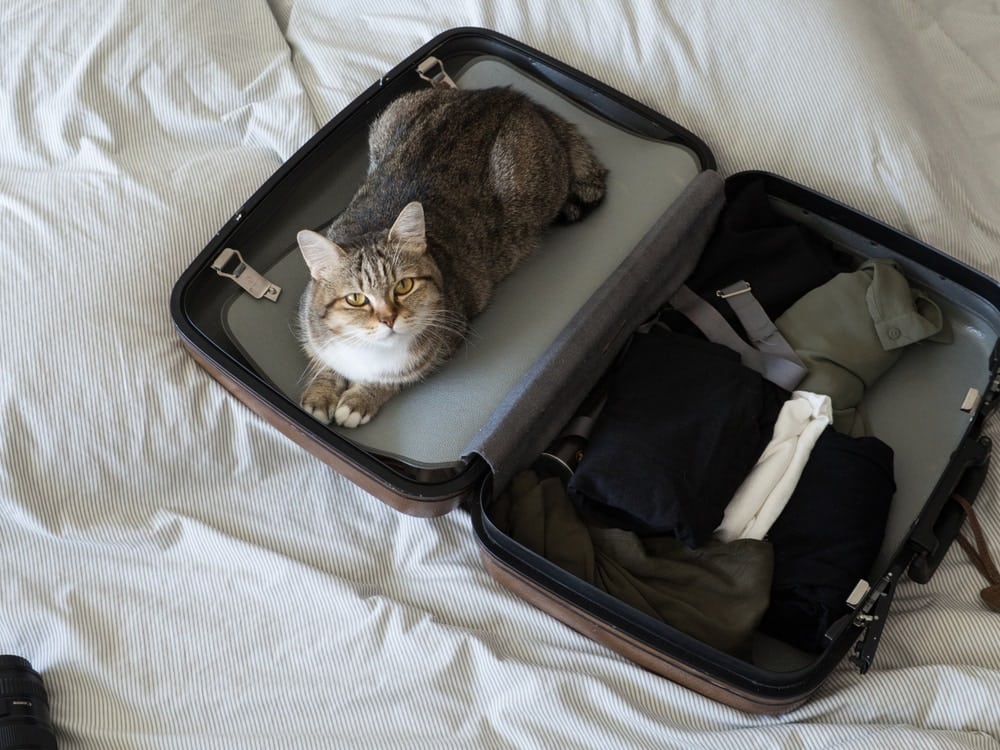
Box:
169;28;1000;713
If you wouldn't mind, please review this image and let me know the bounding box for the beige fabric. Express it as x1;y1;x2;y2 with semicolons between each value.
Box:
716;391;833;542
776;260;948;435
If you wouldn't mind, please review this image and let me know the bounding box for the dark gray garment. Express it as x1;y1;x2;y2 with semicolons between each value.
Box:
659;176;853;339
491;470;774;658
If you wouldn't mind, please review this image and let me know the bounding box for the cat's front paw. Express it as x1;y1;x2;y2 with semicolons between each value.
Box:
333;384;397;429
300;375;346;425
333;401;373;429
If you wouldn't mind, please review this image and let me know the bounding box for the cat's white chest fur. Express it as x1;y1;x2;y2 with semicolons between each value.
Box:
310;334;413;383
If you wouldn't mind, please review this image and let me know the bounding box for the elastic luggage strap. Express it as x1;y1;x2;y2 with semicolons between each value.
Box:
953;494;1000;613
669;283;808;391
716;281;802;362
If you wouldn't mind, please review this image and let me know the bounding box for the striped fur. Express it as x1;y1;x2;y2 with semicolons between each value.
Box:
296;87;606;427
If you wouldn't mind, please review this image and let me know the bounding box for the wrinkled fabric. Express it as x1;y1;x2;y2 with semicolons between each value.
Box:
492;470;774;658
566;327;788;546
775;259;950;435
4;1;1000;746
716;391;833;542
760;428;896;652
660;177;854;340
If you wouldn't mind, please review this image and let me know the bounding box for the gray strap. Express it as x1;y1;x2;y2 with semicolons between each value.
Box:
717;281;805;365
669;284;808;391
671;284;758;358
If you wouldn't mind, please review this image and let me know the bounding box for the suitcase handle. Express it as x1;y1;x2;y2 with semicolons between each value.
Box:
907;434;992;584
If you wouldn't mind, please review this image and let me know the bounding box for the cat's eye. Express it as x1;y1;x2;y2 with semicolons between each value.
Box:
345;292;367;307
394;278;415;295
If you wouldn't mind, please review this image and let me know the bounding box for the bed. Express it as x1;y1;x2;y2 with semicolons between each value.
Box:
2;1;999;747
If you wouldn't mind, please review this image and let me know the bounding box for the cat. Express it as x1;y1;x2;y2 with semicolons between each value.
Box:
296;85;607;428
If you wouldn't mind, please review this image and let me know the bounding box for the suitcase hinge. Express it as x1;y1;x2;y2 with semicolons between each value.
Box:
417;57;457;89
211;248;281;302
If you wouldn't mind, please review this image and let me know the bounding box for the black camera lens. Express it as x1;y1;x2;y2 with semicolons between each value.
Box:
0;656;57;750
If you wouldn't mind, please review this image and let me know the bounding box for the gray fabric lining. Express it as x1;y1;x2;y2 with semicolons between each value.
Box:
469;169;726;494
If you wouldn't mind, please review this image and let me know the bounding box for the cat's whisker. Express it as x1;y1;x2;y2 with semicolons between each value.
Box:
298;357;330;388
417;318;469;343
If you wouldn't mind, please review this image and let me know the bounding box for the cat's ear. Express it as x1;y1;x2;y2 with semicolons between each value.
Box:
298;229;346;279
388;202;427;255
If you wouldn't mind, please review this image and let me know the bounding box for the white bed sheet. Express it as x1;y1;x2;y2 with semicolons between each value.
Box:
2;1;999;748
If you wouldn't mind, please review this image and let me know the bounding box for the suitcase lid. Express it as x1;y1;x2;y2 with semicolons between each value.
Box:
170;27;717;512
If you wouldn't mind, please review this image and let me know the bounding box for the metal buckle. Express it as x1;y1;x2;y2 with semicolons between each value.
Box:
716;281;752;299
961;387;981;413
845;579;871;609
211;248;281;302
417;57;457;89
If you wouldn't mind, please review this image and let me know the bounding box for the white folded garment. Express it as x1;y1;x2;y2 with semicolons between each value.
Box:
715;390;833;542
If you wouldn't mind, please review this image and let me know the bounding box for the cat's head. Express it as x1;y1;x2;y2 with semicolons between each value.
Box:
298;202;445;346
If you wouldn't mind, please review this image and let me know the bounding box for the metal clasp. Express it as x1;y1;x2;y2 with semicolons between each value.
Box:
716;281;752;299
845;579;871;609
417;56;457;89
211;248;281;302
961;387;981;413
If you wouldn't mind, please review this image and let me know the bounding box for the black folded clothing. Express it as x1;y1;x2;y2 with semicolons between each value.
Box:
567;327;788;547
661;177;853;340
690;178;852;318
759;427;896;652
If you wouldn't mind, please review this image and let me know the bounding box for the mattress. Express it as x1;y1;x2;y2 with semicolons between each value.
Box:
2;1;999;747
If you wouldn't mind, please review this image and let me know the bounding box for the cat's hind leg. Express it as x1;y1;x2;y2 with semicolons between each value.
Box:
558;129;607;222
536;110;607;222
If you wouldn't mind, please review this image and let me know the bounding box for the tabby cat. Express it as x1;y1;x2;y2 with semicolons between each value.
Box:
297;86;606;428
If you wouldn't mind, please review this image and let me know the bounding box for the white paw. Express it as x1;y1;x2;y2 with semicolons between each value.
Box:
303;404;334;425
333;403;372;429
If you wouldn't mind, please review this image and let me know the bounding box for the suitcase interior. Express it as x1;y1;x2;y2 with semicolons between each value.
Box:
171;28;1000;711
474;166;1000;711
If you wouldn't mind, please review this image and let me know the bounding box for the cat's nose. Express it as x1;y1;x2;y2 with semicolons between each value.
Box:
379;314;396;329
